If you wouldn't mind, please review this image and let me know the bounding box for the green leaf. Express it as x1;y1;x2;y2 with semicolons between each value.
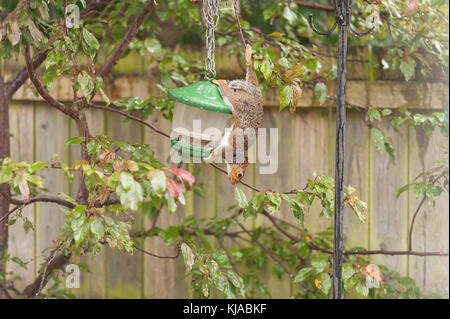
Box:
43;65;59;87
306;58;321;72
356;281;369;296
90;218;105;240
384;139;396;160
64;136;85;148
227;271;245;296
82;29;100;51
261;57;273;81
366;108;381;122
58;192;77;206
234;187;248;209
400;60;415;81
279;85;293;111
263;3;279;20
318;272;332;295
294;267;313;282
0;167;13;183
342;263;355;281
202;277;210;298
99;87;110;106
396;183;411;198
77;73;94;100
11;256;27;269
116;172;144;211
287;199;304;226
283;6;296;24
311;254;328;273
149;169;166;194
381;109;392;116
181;243;195;272
370;128;385;153
30;161;46;172
314;82;327;105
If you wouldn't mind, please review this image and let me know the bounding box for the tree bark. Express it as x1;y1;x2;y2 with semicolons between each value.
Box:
0;76;11;299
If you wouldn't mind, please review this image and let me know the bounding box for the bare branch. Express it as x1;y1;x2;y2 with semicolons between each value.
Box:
296;1;335;12
0;195;76;224
89;103;171;138
409;171;447;251
23;44;78;119
98;0;156;80
6;50;49;99
133;243;181;259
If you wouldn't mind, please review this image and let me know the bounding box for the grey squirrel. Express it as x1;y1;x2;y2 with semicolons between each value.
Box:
205;44;264;185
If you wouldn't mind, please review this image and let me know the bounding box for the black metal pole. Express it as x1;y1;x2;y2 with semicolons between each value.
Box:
308;0;376;299
333;0;348;299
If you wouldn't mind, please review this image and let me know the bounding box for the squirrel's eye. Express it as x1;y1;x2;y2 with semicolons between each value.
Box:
233;89;237;92
237;173;243;178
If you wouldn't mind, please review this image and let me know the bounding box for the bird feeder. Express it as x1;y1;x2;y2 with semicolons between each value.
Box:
168;80;232;158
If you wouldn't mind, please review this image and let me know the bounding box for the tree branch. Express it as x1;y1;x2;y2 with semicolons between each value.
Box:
89;103;171;138
23;44;78;119
98;0;156;80
0;195;76;224
296;1;335;12
260;209;449;257
133;243;181;259
6;50;49;99
22;252;71;297
408;171;447;251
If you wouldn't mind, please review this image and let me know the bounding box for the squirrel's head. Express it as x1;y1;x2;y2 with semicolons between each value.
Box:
227;157;249;185
213;79;255;107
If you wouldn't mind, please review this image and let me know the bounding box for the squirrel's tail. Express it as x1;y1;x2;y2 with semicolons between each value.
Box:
245;44;258;86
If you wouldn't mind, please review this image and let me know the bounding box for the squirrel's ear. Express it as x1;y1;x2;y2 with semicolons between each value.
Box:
241;156;249;168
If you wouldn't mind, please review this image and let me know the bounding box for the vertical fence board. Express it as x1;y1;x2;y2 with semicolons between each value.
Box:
35;103;69;289
7;102;35;290
105;113;142;298
294;109;333;234
409;126;449;295
143;114;186;298
370;122;408;273
343;111;370;250
253;109;295;298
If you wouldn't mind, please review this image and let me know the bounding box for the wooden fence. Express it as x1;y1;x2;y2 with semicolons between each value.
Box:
4;51;449;298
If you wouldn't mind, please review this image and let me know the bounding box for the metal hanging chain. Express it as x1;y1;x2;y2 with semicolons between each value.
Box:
203;0;220;80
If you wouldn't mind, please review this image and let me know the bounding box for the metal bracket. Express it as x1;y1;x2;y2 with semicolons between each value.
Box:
308;0;377;37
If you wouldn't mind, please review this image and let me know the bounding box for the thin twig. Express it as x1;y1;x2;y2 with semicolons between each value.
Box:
36;244;60;296
133;243;181;259
408;171;446;251
89;103;171;138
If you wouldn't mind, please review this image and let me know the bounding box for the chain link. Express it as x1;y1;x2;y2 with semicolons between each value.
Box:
203;0;220;80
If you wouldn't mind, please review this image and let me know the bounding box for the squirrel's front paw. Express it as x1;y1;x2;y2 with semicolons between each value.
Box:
204;153;214;163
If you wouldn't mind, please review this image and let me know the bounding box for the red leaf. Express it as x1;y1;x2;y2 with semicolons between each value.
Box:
170;168;195;190
364;265;383;283
166;176;186;198
18;173;30;200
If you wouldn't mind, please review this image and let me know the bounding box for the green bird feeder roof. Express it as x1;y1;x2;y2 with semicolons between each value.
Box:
168;81;232;114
